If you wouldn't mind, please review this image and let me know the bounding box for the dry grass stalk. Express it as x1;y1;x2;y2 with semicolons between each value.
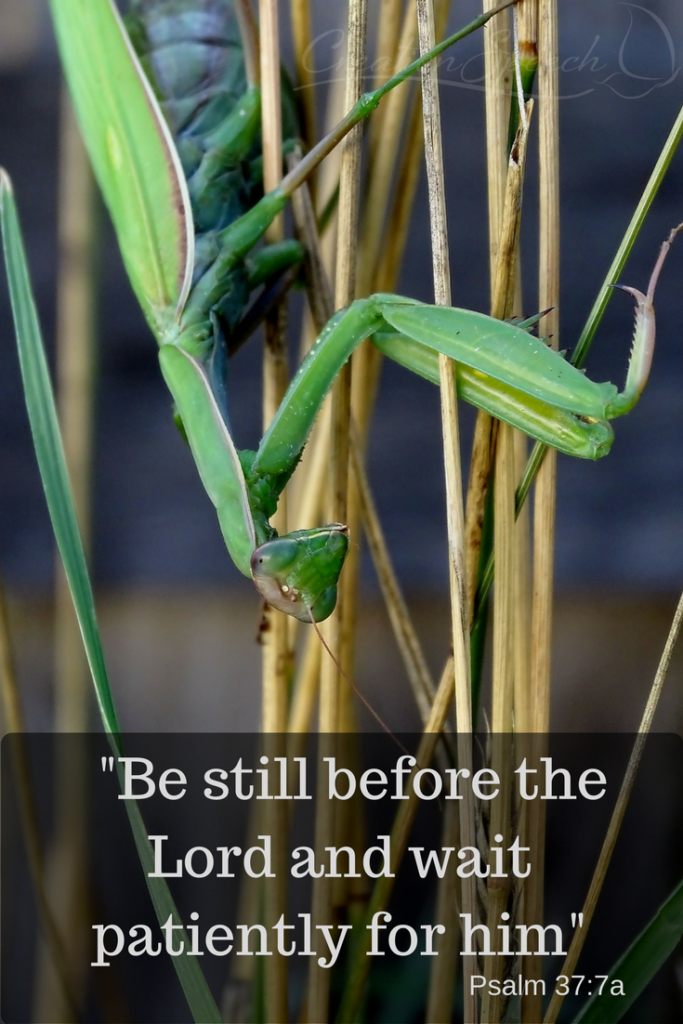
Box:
374;93;425;292
307;5;368;1018
543;587;683;1023
258;3;289;732
288;628;322;741
513;425;532;733
286;156;436;732
326;0;367;738
258;4;290;1019
530;0;557;742
517;0;539;94
0;573;81;1019
464;0;513;621
286;151;335;561
337;0;423;738
484;1;513;265
223;791;268;1020
358;0;451;297
357;3;418;294
333;1;453;741
0;576;25;739
336;655;456;1022
288;28;345;569
283;152;334;661
235;0;260;87
508;11;537;1010
365;0;405;172
350;431;436;720
522;1;558;1018
290;0;316;153
420;11;468;997
426;797;462;1022
480;421;516;1024
416;2;477;1022
54;91;95;736
480;107;533;1024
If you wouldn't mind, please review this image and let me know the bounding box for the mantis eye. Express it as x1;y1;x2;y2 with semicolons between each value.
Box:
251;537;305;618
251;537;300;575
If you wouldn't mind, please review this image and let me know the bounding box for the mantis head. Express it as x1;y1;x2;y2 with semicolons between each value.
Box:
251;525;349;622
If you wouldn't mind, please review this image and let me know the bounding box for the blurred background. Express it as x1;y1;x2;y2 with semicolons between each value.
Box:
1;0;683;733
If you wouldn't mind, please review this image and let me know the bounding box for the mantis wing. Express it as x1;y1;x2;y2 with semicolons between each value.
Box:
50;0;258;573
49;0;193;334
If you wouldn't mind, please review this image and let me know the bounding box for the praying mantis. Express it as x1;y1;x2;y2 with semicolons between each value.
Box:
1;0;679;624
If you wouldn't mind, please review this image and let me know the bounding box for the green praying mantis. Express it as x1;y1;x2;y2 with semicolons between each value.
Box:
1;0;680;624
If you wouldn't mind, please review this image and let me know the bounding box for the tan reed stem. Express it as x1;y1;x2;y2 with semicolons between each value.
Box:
307;5;368;1019
0;571;81;1020
350;430;436;719
282;150;332;661
285;230;439;736
335;0;427;741
279;1;521;206
517;0;539;78
513;426;532;734
357;3;417;294
422;16;470;1008
287;628;322;741
530;0;557;739
543;587;683;1023
371;1;405;95
286;160;437;732
326;0;368;736
416;3;477;1022
480;429;516;1024
426;796;462;1022
0;575;25;740
335;655;456;1023
510;7;536;1005
522;1;557;1018
480;106;533;1024
290;0;316;153
53;90;95;737
286;147;334;586
332;0;447;737
464;0;512;620
235;0;260;87
259;4;290;1019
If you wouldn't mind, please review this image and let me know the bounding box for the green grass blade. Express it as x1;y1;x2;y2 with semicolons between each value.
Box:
0;170;222;1024
0;169;119;738
572;877;683;1023
572;98;683;369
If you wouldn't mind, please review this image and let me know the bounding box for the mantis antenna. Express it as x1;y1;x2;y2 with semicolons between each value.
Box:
305;605;411;755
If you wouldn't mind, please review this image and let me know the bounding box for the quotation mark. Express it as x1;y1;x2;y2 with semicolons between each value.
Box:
101;756;115;772
571;913;584;928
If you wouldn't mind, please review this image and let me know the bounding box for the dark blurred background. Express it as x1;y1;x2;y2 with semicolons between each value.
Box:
1;0;683;734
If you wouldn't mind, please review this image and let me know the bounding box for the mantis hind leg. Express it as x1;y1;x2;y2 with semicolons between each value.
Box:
372;330;613;460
